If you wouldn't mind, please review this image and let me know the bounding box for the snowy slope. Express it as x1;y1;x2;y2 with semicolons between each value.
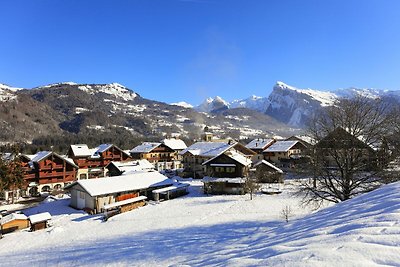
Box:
1;180;399;266
170;101;193;108
230;95;270;112
0;83;22;102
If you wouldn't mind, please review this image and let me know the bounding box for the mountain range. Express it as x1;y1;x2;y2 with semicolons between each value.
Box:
1;81;399;147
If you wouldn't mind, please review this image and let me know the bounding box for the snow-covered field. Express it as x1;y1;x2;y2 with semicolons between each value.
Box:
1;180;400;266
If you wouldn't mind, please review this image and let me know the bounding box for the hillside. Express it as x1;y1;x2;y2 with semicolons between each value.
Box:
0;180;399;266
0;82;295;148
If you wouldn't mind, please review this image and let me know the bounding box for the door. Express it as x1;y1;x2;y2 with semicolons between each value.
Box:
77;191;86;209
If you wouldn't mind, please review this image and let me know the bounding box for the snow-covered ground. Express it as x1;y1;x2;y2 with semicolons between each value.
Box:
1;180;399;266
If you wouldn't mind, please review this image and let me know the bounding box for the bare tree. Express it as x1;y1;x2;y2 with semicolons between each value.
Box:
281;205;293;223
299;96;396;204
244;173;261;200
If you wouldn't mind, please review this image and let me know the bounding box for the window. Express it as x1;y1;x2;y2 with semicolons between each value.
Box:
215;167;224;172
226;167;235;173
79;191;85;199
80;173;87;180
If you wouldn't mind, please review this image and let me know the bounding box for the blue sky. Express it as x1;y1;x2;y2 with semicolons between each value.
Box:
1;0;400;105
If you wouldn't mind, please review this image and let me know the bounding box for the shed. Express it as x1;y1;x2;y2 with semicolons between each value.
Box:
152;183;190;201
28;212;52;231
202;177;246;195
0;213;29;234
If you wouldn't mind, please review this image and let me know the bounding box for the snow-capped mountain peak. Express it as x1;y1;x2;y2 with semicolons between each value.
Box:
0;83;22;102
195;96;230;113
77;83;137;101
170;101;193;108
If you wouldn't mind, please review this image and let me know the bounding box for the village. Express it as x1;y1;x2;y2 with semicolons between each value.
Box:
0;129;318;234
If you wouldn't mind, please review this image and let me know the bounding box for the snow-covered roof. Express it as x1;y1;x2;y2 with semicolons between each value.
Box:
95;144;113;153
107;160;155;174
179;142;234;157
66;172;173;197
202;176;245;184
203;150;252;167
1;213;28;225
70;144;91;157
130;142;161;153
30;151;52;163
103;196;147;210
264;141;299;152
246;138;275;150
62;156;79;169
253;160;283;173
28;212;51;224
152;183;190;194
162;138;187;150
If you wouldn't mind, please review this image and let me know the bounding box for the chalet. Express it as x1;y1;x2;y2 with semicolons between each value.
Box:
286;135;314;148
161;138;187;169
0;213;29;234
315;127;377;169
245;138;275;162
106;159;155;176
263;141;307;166
130;142;177;171
67;144;131;179
179;141;255;178
65;171;174;214
202;150;252;178
252;160;284;183
22;151;78;196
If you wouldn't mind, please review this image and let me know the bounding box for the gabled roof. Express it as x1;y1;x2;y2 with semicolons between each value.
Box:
264;141;300;152
65;171;173;197
130;142;162;153
179;142;233;157
106;160;155;174
162;138;187;150
95;144;113;153
246;138;275;150
27;151;79;169
316;127;374;151
69;144;91;157
203;150;252;167
91;144;130;158
253;160;283;173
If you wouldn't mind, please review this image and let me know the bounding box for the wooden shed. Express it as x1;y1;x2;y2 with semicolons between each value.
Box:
202;177;246;195
29;212;52;231
0;213;29;234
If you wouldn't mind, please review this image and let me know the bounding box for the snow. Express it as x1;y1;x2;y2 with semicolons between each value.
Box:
108;160;155;174
161;138;187;150
253;160;283;173
28;212;51;224
1;213;28;225
170;101;193;108
70;144;91;157
30;151;52;163
94;144;113;153
67;172;173;196
179;141;233;157
152;183;190;194
195;96;230;112
77;83;137;101
130;142;161;153
0;180;400;266
246;138;275;150
264;140;298;152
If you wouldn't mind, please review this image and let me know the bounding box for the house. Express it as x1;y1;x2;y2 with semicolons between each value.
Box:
246;138;275;162
22;151;78;196
252;160;284;183
130;142;177;171
28;212;51;231
202;150;252;178
65;171;174;214
161;138;187;169
67;144;131;179
315;127;377;169
202;177;246;195
263;141;307;166
179;141;255;178
106;159;155;176
286;135;314;148
0;213;29;234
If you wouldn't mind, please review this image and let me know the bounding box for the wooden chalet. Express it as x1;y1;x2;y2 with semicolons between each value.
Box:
202;150;252;178
252;160;284;183
67;144;131;179
180;141;255;178
106;159;155;176
245;138;276;162
130;142;177;171
203;177;246;195
65;171;174;214
21;151;78;196
263;141;307;166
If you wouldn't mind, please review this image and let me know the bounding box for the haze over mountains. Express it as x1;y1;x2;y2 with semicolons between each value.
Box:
1;81;399;146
